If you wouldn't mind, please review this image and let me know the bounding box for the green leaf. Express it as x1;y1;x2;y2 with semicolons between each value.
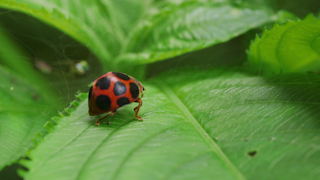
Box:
0;0;274;72
120;2;274;65
248;15;320;74
0;22;39;85
22;68;320;179
0;22;58;99
0;0;137;62
0;23;61;171
0;66;56;170
109;0;154;35
161;69;320;179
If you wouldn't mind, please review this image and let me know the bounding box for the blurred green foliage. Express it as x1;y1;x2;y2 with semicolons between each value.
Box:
0;0;319;179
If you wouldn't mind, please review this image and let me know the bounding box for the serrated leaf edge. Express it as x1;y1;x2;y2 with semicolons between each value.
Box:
247;13;318;74
17;92;88;176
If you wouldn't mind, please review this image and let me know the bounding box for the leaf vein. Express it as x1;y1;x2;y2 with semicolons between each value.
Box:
156;82;246;180
74;118;134;180
110;123;185;180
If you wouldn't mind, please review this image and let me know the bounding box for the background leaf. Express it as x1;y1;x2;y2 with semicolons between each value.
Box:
0;22;61;171
0;0;277;71
22;68;320;179
248;15;320;74
0;0;148;64
0;0;319;179
120;2;274;65
108;0;154;35
0;22;58;97
0;66;57;170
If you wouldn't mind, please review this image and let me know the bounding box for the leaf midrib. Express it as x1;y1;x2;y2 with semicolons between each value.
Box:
156;82;246;180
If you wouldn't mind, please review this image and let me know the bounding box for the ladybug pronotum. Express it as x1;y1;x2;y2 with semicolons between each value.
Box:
88;72;145;125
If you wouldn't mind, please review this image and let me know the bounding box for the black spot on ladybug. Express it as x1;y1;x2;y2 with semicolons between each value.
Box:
88;86;93;100
114;81;127;96
96;95;111;111
130;83;139;99
96;77;110;90
117;97;130;107
112;72;130;80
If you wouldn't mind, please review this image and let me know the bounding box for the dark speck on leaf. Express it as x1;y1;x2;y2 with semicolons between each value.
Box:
248;151;257;157
33;94;39;101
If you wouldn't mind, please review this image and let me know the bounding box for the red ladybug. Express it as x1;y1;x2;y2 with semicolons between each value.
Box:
88;72;145;125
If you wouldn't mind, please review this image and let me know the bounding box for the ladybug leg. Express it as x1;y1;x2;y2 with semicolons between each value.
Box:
95;110;116;126
134;98;143;121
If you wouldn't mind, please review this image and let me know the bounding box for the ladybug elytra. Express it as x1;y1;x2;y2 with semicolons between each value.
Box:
88;72;145;125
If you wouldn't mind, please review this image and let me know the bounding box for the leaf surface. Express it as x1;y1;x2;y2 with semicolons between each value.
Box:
0;67;56;170
23;68;320;179
162;69;320;179
0;1;275;70
120;2;273;65
0;24;60;170
248;15;320;74
0;0;151;62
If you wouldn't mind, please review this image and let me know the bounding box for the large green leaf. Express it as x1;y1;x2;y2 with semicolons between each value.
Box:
0;22;57;97
248;15;320;74
161;69;320;179
0;22;40;85
0;0;275;71
109;0;154;35
0;0;111;59
0;0;152;63
21;68;320;179
0;22;61;171
0;66;57;170
119;2;274;65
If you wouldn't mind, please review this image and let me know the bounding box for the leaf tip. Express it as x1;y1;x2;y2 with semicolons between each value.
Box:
44;121;55;133
75;92;88;101
58;111;64;117
273;23;280;29
32;133;44;148
17;168;28;178
304;13;317;21
51;116;61;125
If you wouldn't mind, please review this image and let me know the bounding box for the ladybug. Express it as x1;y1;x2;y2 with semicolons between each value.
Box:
88;72;145;125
